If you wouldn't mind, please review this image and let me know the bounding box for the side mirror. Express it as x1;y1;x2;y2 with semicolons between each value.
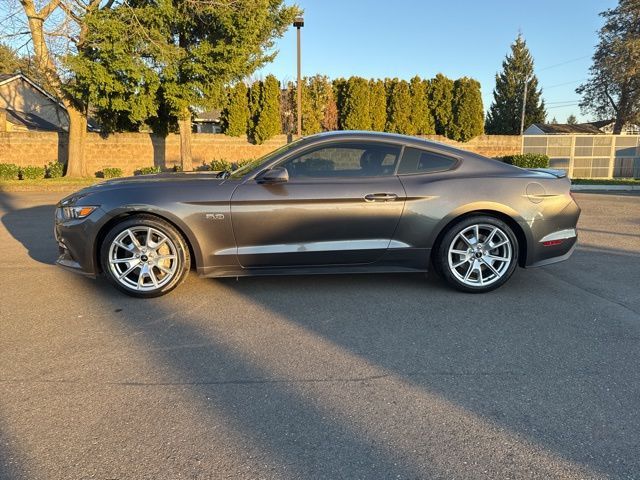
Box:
258;166;289;184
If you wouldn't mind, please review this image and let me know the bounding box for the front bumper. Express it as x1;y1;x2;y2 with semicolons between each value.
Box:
54;207;106;277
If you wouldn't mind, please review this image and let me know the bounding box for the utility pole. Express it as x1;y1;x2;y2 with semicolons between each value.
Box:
293;16;304;137
520;76;529;135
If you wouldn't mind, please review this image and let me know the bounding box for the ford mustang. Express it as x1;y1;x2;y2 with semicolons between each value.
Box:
55;131;580;297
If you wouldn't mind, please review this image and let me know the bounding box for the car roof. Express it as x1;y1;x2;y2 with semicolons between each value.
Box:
299;130;473;157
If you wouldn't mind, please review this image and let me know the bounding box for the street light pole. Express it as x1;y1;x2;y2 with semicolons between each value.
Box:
293;16;304;137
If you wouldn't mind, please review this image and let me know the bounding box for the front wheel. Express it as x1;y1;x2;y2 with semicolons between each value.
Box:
434;216;519;293
100;215;191;298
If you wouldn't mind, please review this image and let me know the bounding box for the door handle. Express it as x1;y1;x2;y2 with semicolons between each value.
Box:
364;193;398;202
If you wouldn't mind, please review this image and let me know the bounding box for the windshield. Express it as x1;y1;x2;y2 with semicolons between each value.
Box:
229;138;305;179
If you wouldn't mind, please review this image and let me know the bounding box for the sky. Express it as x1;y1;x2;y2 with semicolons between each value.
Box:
257;0;618;123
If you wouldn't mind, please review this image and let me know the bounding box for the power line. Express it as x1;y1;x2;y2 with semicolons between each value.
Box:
545;100;581;105
538;55;591;72
546;103;581;109
543;79;586;90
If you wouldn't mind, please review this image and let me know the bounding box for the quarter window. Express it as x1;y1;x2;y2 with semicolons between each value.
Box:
397;147;457;174
280;143;401;178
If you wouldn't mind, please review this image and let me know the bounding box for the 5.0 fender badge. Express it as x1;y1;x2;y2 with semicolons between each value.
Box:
205;213;225;220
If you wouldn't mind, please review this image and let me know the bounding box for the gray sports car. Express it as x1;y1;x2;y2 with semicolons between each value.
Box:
55;131;580;297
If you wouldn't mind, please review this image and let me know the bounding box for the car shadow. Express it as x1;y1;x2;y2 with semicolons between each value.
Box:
0;193;58;265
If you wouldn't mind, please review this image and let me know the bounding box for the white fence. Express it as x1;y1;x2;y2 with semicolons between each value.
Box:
523;135;640;179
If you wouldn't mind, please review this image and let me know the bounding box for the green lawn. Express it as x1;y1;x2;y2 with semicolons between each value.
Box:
571;178;640;186
0;177;101;192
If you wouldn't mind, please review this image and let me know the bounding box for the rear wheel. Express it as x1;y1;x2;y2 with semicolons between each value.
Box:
100;215;190;298
434;216;518;293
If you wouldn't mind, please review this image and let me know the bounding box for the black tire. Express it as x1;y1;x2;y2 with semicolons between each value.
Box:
433;215;519;293
100;215;191;298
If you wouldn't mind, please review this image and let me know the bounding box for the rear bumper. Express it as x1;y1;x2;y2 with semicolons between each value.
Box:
526;241;576;268
524;198;581;267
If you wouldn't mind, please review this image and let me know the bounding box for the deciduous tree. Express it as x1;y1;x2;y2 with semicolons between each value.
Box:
577;0;640;133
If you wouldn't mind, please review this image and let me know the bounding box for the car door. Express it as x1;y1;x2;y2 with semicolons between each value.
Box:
230;141;406;268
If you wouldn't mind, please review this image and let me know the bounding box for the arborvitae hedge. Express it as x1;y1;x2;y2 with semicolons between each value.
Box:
221;82;249;137
342;76;371;130
252;75;281;144
222;73;487;142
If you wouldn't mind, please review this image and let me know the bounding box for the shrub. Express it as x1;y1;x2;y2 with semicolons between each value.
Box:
172;164;183;172
135;166;162;175
210;159;232;172
101;167;123;179
0;163;19;180
46;161;64;178
502;153;549;169
19;166;46;180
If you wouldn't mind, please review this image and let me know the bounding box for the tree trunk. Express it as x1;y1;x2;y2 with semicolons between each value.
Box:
65;105;88;177
612;116;625;135
178;111;193;171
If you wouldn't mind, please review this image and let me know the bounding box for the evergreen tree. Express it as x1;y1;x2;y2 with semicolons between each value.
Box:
409;75;434;135
566;114;578;125
280;81;296;135
332;77;348;129
577;0;640;133
67;0;298;170
550;116;558;124
290;79;321;135
342;76;371;130
221;82;249;137
386;79;413;134
450;77;484;141
0;43;23;73
429;73;454;136
485;35;546;134
248;80;263;135
369;79;387;131
307;75;333;132
253;75;281;144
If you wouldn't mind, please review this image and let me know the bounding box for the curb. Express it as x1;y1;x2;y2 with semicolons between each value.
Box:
571;184;640;191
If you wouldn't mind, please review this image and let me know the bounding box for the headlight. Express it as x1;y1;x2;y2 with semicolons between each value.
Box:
60;206;98;220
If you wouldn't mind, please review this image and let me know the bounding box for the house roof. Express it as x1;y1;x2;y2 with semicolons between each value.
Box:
1;107;64;131
193;109;222;122
527;122;605;134
0;72;63;107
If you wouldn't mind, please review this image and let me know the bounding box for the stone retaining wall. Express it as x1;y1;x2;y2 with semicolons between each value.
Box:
0;132;522;176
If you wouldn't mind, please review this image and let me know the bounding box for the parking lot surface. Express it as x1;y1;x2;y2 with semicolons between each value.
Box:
1;191;639;479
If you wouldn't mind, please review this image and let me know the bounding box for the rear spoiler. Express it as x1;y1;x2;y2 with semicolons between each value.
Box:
527;168;567;179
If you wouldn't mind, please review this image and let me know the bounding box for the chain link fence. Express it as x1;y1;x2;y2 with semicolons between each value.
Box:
523;134;640;179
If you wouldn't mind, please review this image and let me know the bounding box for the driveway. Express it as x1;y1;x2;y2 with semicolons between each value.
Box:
0;191;639;479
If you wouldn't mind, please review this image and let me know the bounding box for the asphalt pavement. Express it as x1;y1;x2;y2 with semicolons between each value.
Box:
0;191;639;479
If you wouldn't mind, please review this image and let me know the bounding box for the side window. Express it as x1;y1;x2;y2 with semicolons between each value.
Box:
397;147;457;174
280;143;401;178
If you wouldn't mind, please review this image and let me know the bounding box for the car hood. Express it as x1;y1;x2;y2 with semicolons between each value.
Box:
60;172;227;205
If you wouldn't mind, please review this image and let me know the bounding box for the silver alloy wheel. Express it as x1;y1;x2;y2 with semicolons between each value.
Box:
108;226;178;292
447;223;512;287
